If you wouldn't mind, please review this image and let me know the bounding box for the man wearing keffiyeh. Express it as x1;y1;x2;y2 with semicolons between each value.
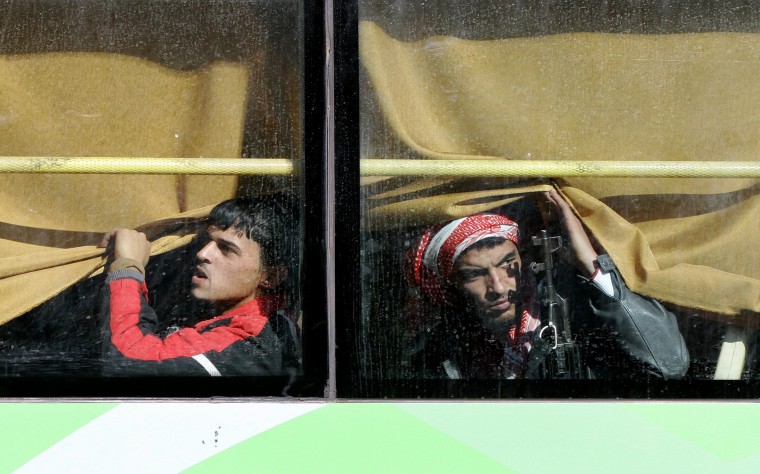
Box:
404;189;689;380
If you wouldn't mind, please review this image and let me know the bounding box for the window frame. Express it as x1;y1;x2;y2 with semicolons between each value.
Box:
0;0;329;399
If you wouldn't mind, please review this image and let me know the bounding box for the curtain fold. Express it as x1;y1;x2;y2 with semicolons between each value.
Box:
360;20;760;318
0;52;249;324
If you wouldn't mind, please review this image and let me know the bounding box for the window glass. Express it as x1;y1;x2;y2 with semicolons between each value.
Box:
355;0;760;396
0;0;320;396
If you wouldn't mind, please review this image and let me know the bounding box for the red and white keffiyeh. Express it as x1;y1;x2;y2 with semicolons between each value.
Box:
405;214;519;306
404;213;540;378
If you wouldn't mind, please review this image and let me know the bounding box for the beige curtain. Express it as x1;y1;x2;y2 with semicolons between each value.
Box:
0;53;248;324
360;21;760;318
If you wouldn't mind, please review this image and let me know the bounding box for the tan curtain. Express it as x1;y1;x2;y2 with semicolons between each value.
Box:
0;53;248;324
360;21;760;318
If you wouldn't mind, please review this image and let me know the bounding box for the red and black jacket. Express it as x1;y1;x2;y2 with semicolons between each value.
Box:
100;271;299;377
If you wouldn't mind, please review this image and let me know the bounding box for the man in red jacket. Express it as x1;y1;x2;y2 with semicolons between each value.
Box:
98;195;299;377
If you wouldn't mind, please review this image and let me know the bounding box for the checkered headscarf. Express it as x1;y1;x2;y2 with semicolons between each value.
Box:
405;214;519;307
404;214;540;378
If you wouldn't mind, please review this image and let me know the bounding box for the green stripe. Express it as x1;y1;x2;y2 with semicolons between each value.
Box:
400;403;760;472
622;403;760;460
0;402;117;473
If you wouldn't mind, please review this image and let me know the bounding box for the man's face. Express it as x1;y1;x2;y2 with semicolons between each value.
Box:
191;225;267;309
453;239;522;334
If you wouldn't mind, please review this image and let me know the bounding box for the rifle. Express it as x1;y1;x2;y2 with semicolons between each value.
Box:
527;230;583;379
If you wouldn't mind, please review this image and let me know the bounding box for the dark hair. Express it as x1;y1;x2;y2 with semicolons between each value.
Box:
207;193;299;268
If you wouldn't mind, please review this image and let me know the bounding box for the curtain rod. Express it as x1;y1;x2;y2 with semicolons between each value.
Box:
1;157;759;177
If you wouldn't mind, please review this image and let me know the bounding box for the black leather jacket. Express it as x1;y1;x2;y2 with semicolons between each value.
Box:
407;255;690;380
568;254;689;379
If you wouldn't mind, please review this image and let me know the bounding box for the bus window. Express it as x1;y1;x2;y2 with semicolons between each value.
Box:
0;0;326;397
347;0;760;397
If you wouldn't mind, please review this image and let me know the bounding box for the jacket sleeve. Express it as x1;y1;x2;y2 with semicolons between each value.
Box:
100;270;294;377
574;255;690;380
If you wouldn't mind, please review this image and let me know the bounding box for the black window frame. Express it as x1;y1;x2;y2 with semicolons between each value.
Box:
0;0;329;399
1;0;760;400
334;0;760;399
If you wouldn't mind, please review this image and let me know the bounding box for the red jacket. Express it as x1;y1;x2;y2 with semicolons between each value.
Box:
101;274;299;377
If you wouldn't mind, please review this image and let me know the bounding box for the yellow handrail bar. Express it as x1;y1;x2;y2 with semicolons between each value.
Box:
0;157;294;175
362;159;760;178
1;156;759;177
